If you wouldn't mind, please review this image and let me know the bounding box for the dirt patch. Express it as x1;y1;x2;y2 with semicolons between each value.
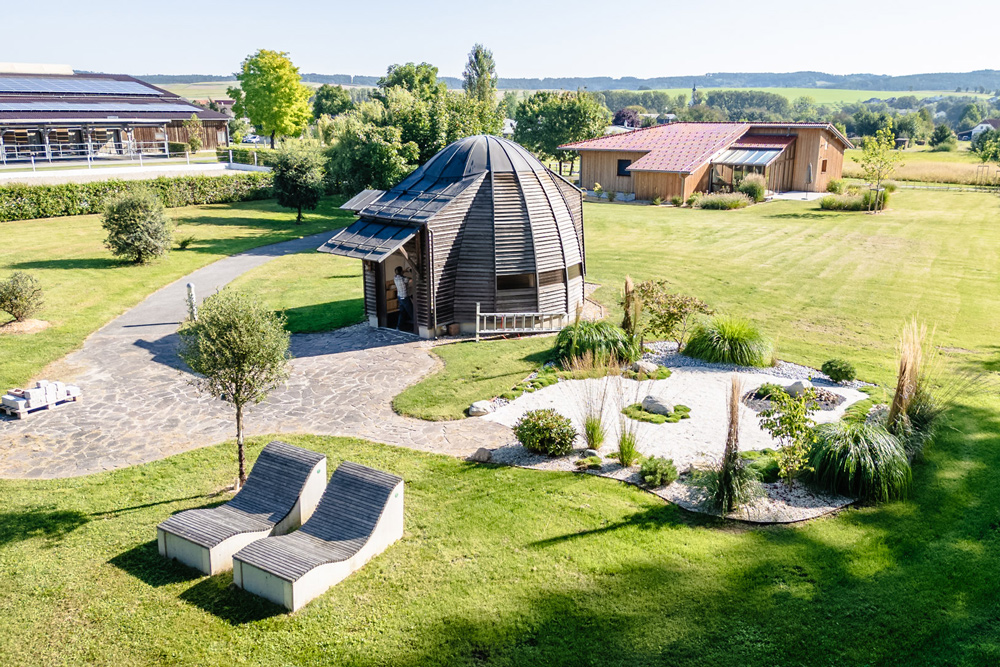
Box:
0;319;50;335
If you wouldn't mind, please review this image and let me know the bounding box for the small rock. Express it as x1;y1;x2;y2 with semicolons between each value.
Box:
469;447;492;462
784;379;813;397
641;395;674;416
632;360;658;374
584;448;600;458
468;400;492;416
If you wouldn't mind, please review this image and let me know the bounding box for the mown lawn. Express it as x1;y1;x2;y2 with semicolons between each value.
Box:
398;190;1000;416
0;196;351;389
1;431;998;666
228;251;364;333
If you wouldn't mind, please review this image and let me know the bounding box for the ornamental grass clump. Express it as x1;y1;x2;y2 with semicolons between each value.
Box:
696;376;763;512
566;352;613;450
737;173;767;203
810;421;911;502
697;192;751;210
683;315;773;367
512;409;576;456
555;320;640;364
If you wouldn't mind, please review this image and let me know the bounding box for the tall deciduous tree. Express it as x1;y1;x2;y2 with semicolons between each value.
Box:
324;109;420;192
179;289;291;488
272;145;326;222
228;50;312;149
514;90;610;165
312;84;352;119
462;44;498;104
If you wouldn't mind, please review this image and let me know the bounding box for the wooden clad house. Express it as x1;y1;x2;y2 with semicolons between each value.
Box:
560;122;853;200
0;63;230;163
319;135;586;338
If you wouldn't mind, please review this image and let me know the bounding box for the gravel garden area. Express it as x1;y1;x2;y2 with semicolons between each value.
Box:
481;348;870;523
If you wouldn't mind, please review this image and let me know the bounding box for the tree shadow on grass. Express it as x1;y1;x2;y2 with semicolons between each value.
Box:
8;257;122;271
0;508;89;548
178;573;287;624
764;212;829;220
281;299;364;334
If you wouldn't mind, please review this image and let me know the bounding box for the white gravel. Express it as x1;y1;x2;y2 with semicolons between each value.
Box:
483;365;869;523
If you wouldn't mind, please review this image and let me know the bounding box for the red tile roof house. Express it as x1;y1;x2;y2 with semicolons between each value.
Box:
559;122;853;201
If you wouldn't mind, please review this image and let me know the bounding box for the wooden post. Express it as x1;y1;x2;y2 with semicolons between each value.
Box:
475;302;480;342
162;124;169;156
42;129;52;162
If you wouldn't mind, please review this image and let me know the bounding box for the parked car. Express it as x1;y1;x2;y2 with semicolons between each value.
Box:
242;134;264;144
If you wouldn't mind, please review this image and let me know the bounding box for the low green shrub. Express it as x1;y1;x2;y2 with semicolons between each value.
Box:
753;383;787;400
512;408;576;456
168;142;188;155
651;196;663;206
0;271;44;322
822;358;857;383
101;190;172;264
575;455;603;470
640;456;678;486
683;315;773;367
810;421;911;502
555;320;640;363
0;173;273;223
737;173;767;203
670;195;683;207
741;449;780;484
826;179;846;194
622;366;672;381
176;235;197;250
819;194;864;211
686;192;702;206
882;181;899;193
622;403;691;424
697;192;752;210
606;190;618;202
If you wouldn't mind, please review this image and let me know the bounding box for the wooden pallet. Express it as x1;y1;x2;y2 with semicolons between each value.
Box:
0;396;80;420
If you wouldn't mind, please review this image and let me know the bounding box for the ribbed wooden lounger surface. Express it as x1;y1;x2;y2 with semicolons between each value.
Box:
234;461;403;582
158;441;327;548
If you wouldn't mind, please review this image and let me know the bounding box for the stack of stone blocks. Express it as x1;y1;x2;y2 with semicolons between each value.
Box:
1;380;81;417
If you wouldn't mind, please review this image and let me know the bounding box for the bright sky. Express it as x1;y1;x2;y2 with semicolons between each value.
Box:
6;0;999;79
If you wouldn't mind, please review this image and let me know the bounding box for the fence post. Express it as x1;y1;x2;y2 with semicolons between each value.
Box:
475;302;480;342
228;149;233;164
186;283;198;321
138;151;143;167
253;152;258;167
185;151;190;165
30;154;36;172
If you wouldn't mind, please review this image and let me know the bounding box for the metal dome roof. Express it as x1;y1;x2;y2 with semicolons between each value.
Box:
353;135;548;224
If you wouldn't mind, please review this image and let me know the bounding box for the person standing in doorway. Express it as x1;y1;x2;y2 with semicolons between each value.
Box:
394;266;413;331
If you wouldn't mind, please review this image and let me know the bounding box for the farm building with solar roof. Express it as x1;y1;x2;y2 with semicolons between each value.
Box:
0;63;230;163
560;122;853;200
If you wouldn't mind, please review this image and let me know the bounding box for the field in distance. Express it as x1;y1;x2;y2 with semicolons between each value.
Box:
161;81;994;105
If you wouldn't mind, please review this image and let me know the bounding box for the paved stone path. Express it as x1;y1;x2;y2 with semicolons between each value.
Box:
0;233;513;479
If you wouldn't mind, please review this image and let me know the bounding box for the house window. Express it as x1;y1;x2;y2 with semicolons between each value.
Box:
567;263;583;280
497;273;536;290
617;159;631;177
821;159;828;174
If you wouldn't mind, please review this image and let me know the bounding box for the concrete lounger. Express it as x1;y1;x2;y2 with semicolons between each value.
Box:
157;441;327;575
232;461;404;611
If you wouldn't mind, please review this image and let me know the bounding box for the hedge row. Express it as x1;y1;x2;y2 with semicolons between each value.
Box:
215;146;281;168
0;173;273;223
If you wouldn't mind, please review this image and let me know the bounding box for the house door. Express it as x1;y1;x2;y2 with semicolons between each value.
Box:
379;252;412;332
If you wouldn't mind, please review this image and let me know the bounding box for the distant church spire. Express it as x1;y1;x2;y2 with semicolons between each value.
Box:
690;81;697;107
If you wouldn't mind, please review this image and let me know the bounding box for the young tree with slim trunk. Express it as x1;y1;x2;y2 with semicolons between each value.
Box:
462;44;498;104
858;119;902;213
228;49;312;149
178;289;291;489
182;113;203;153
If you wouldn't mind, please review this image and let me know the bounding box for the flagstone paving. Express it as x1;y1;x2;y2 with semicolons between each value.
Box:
0;234;513;479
